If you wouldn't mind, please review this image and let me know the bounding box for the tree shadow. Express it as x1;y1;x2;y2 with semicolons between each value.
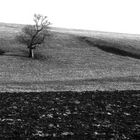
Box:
79;36;140;59
2;49;48;61
34;53;48;60
0;49;5;55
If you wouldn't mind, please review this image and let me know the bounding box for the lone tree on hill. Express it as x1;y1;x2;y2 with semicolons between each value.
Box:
16;14;51;58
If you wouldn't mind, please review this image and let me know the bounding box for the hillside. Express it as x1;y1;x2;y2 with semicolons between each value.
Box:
1;23;140;91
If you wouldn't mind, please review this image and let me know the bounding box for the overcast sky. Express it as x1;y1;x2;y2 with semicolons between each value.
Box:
0;0;140;34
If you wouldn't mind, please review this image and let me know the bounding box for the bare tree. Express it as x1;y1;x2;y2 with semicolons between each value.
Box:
16;14;51;58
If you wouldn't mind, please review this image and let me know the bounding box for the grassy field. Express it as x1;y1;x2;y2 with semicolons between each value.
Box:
0;23;140;91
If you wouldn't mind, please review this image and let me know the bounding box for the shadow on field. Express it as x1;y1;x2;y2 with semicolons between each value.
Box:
79;36;140;59
0;49;5;55
3;52;48;61
34;53;48;61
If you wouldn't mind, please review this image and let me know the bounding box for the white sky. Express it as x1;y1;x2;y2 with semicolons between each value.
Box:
0;0;140;34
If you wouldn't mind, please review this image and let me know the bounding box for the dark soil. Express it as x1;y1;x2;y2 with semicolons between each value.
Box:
0;90;140;139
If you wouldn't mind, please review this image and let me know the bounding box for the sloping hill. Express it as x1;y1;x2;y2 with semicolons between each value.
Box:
1;23;140;91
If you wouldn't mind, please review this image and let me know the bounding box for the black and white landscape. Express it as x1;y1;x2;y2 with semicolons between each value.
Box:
0;22;139;139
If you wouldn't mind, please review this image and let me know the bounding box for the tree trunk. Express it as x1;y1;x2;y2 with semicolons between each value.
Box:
29;48;34;58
